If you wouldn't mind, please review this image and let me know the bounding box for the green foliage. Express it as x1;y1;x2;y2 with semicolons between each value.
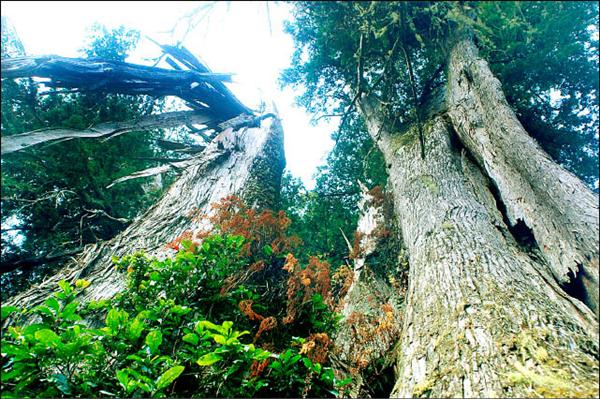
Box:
2;227;351;397
281;114;386;267
470;1;599;187
81;23;141;61
282;1;598;189
1;24;172;297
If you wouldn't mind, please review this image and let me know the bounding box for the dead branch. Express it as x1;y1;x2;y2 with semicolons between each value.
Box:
2;52;250;119
1;110;212;155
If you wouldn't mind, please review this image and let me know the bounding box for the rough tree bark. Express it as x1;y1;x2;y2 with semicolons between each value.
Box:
358;70;599;397
447;36;599;316
4;114;285;311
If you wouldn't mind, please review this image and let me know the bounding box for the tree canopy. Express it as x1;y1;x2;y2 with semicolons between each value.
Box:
282;1;599;187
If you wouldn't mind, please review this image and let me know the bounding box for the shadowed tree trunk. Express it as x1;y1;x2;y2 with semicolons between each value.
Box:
333;182;407;398
357;54;599;396
4;114;285;311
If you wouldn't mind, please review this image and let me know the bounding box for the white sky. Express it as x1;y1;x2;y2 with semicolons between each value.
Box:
1;1;337;189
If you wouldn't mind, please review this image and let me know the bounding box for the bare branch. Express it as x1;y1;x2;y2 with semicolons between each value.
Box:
106;157;201;189
130;156;189;163
1;110;213;155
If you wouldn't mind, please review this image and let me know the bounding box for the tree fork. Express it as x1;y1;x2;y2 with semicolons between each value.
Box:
358;96;598;396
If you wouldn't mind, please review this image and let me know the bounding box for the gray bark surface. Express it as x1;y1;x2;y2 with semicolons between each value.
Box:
4;116;284;311
359;95;599;398
1;110;212;155
447;37;600;315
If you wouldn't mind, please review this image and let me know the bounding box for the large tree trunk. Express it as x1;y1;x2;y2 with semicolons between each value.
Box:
4;115;285;310
358;93;599;397
447;36;599;316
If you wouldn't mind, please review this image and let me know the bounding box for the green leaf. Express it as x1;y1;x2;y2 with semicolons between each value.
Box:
262;245;273;256
303;357;313;369
106;308;129;332
170;305;190;315
34;329;61;346
50;373;71;395
312;362;322;374
58;280;73;295
197;320;219;333
197;352;222;366
149;271;161;281
182;333;199;345
126;318;145;341
222;321;233;333
116;369;129;390
180;239;193;251
44;298;60;315
61;302;81;321
336;377;353;387
1;306;18;320
145;330;162;354
1;368;27;383
32;305;54;318
155;365;185;390
75;279;91;289
321;368;335;384
290;354;302;365
212;334;226;345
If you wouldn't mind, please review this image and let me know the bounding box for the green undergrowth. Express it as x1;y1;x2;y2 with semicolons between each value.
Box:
1;198;353;398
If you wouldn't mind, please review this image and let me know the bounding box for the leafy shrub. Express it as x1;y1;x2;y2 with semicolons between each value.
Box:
1;198;352;398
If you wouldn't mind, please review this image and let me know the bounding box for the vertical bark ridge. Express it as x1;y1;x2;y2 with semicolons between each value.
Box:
359;96;598;397
447;37;599;315
4;116;285;311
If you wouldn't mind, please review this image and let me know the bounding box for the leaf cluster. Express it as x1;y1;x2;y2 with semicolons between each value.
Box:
282;1;599;189
1;200;353;398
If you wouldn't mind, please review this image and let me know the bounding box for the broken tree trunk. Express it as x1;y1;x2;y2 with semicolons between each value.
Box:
333;182;407;398
4;113;285;311
359;94;599;398
1;110;212;155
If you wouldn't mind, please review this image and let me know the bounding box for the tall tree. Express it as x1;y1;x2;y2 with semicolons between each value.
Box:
1;24;284;310
283;2;599;397
280;113;386;266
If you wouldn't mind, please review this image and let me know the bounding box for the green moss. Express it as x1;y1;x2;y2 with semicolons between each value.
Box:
417;175;439;194
412;378;435;397
502;330;599;398
389;126;419;155
441;221;454;230
505;361;598;398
